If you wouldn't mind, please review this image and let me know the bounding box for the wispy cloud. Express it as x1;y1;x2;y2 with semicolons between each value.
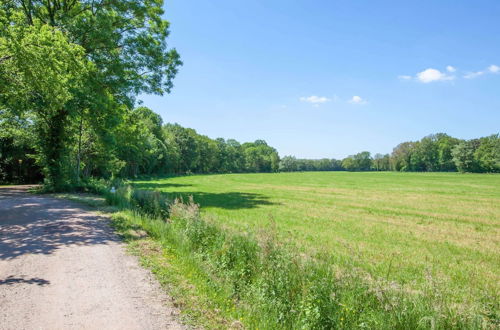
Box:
299;95;331;104
463;64;500;79
349;95;368;105
463;71;484;79
398;75;412;81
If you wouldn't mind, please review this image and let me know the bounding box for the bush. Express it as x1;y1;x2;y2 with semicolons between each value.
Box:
105;183;132;208
83;179;171;219
130;189;170;219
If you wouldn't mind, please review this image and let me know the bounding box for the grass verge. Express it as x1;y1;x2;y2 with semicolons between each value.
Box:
59;181;498;329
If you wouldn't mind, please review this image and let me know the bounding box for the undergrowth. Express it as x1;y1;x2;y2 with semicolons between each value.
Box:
86;180;496;329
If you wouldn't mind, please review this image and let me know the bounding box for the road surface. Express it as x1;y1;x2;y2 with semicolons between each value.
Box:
0;186;183;330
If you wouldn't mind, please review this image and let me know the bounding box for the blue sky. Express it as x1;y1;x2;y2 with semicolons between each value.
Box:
140;0;500;159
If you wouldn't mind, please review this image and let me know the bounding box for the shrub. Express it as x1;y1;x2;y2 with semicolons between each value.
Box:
130;189;170;219
93;180;171;219
104;182;131;208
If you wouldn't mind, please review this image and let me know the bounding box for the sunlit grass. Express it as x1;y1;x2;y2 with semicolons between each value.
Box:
133;172;500;312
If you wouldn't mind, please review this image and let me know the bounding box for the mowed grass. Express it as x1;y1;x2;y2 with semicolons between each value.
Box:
133;172;500;310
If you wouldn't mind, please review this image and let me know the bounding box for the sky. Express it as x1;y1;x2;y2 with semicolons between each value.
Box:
139;0;500;159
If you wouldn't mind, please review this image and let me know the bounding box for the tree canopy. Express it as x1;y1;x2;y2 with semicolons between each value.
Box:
0;0;181;189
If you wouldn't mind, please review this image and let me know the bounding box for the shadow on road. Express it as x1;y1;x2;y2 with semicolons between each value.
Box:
0;275;50;286
0;186;117;261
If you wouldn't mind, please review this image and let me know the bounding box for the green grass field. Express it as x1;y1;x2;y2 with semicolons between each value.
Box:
133;172;500;312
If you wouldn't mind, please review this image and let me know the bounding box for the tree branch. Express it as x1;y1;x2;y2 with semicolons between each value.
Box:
0;55;13;63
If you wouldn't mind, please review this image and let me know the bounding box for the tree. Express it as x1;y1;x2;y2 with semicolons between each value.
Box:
450;136;500;173
113;107;171;177
195;134;219;173
342;156;355;171
342;152;372;171
0;14;89;188
391;142;415;171
409;134;460;172
242;140;280;172
452;140;481;173
225;139;245;172
279;156;298;172
163;124;198;173
474;135;500;173
373;153;390;171
1;0;181;189
0;112;42;183
435;133;460;171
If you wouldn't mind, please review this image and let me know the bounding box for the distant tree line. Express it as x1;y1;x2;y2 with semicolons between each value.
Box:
279;157;343;172
280;133;500;173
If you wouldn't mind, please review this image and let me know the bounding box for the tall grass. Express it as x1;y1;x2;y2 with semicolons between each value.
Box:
96;181;495;328
103;181;170;219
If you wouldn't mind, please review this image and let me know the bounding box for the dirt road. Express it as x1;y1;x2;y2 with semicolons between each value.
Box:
0;186;183;330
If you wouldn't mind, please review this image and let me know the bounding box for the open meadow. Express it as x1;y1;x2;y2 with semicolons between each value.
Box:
133;172;500;313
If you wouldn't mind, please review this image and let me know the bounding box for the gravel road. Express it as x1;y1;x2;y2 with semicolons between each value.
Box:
0;186;184;330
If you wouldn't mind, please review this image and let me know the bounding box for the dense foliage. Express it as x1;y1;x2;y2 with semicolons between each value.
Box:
162;124;279;174
0;110;280;183
0;0;181;189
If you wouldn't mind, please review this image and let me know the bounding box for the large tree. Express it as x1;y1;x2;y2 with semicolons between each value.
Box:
1;0;181;189
0;13;88;187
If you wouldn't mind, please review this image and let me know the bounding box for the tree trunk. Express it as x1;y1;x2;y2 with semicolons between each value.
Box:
76;113;83;183
42;109;68;190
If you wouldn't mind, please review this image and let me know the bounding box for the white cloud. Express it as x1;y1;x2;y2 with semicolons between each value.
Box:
463;71;484;79
299;95;331;104
398;75;412;80
416;68;454;83
488;65;500;73
349;95;367;105
401;64;499;83
446;65;456;72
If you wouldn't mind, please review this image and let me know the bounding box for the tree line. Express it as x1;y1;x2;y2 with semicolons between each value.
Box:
0;105;280;184
280;133;500;173
3;112;498;185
